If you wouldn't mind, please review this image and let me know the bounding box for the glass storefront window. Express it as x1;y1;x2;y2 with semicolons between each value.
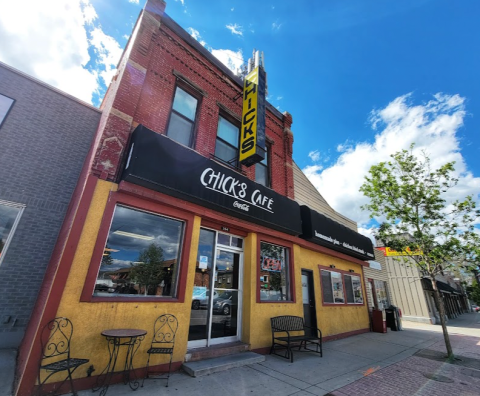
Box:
259;242;291;301
94;205;184;298
0;201;24;266
374;280;389;310
321;270;345;303
345;274;363;304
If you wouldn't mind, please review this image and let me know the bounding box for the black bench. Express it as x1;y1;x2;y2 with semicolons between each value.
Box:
270;315;322;362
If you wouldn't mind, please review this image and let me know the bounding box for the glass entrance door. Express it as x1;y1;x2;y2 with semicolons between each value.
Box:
188;229;243;348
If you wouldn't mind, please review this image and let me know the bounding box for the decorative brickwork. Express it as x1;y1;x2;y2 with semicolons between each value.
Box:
91;0;295;197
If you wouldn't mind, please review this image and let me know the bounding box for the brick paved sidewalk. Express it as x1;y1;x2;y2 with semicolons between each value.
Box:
328;332;480;396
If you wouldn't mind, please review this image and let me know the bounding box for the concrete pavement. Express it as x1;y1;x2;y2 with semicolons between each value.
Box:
2;313;478;396
76;313;479;396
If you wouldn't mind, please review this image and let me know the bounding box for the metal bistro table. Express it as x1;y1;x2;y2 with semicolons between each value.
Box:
94;328;147;396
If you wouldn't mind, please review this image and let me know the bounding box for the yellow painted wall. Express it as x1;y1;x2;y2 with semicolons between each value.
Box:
292;245;370;337
50;179;369;382
53;179;202;380
244;243;369;350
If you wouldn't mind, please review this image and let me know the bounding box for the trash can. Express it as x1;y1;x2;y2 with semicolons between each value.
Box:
385;305;402;331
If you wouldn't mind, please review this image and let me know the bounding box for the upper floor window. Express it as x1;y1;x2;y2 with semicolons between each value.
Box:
214;116;239;167
0;94;15;129
255;145;270;187
0;200;25;266
167;86;199;147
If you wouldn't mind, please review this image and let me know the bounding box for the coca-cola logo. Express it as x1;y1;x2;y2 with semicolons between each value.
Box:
233;201;250;212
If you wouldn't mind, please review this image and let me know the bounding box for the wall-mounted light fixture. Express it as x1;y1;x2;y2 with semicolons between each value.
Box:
349;269;354;273
329;265;335;268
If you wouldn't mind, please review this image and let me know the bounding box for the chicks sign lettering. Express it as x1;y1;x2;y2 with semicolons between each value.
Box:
239;66;266;167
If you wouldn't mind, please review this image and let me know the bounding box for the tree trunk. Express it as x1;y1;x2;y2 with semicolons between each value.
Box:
431;278;454;359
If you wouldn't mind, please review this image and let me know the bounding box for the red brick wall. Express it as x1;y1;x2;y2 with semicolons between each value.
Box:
92;0;295;199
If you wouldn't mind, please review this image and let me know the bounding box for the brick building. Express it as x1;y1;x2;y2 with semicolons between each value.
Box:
15;2;375;395
0;62;101;349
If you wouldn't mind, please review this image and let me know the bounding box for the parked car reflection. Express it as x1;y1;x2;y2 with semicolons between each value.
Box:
191;288;217;310
213;291;235;315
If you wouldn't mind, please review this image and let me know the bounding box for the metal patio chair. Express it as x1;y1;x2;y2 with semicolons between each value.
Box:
37;317;89;396
142;314;178;388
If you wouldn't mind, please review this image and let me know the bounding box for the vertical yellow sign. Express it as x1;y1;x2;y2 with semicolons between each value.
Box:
240;67;259;164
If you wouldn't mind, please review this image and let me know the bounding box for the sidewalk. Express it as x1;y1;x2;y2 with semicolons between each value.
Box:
75;313;479;396
2;313;478;396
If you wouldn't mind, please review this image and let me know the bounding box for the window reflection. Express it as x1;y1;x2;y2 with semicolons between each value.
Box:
0;94;15;127
374;280;389;310
259;242;291;301
214;116;239;166
189;228;215;341
94;206;184;298
0;201;23;265
167;86;198;147
255;146;269;187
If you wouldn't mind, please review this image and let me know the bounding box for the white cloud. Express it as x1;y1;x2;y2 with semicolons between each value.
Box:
211;49;244;74
0;0;122;104
303;93;480;229
308;150;321;162
187;27;200;41
272;21;282;32
186;27;206;46
358;226;376;244
128;0;139;4
226;23;243;36
89;27;123;86
186;26;243;73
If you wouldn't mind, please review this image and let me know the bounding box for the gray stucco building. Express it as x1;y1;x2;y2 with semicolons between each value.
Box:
0;62;101;348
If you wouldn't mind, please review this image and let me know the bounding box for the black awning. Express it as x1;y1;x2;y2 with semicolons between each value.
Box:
422;278;462;295
121;125;302;236
299;206;375;261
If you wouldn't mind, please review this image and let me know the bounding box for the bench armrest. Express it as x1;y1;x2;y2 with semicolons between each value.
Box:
303;325;322;339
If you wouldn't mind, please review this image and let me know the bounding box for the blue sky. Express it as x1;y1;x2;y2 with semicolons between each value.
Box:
1;0;479;236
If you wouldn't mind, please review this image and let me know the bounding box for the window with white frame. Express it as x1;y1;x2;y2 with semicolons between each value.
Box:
214;116;240;167
374;279;389;310
321;270;344;303
166;86;199;147
321;269;363;304
0;94;15;128
0;200;25;266
345;274;363;304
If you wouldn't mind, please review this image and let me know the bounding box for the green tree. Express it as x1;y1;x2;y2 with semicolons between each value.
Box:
130;244;165;296
360;145;480;359
468;279;480;305
101;245;114;267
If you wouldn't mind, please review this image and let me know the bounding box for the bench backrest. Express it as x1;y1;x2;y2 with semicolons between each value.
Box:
271;315;305;332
